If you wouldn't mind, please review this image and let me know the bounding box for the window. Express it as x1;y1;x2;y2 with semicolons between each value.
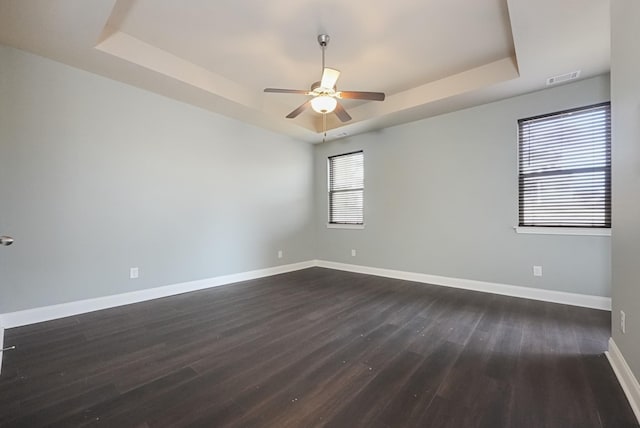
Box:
328;151;364;225
518;102;611;228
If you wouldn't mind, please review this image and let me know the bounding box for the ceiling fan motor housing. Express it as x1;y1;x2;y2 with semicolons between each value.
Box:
310;81;335;92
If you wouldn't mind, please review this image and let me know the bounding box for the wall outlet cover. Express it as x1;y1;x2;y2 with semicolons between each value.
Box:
533;265;543;277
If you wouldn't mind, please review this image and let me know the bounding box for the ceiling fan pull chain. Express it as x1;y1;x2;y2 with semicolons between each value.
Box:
323;113;327;143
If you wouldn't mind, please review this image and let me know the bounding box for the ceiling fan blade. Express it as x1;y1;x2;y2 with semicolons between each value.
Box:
264;88;310;94
337;91;386;101
286;101;311;119
334;102;352;122
320;68;340;89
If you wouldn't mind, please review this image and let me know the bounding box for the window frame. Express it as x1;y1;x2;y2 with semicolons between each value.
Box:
516;102;611;234
327;150;364;228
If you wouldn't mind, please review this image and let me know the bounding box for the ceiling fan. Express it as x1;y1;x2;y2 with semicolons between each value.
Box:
264;34;386;123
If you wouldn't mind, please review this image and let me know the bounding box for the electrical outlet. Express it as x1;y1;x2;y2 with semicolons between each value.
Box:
351;249;357;257
533;265;543;277
277;250;283;259
130;267;139;279
621;310;626;334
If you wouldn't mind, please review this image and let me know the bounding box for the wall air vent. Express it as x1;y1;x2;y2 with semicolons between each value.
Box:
546;70;581;86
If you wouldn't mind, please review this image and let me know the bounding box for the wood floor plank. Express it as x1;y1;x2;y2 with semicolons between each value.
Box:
376;340;463;427
0;267;637;428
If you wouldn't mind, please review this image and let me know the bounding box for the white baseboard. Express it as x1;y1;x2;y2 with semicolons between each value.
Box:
0;259;613;376
314;260;611;310
0;320;4;374
606;338;640;423
0;260;315;330
0;260;610;331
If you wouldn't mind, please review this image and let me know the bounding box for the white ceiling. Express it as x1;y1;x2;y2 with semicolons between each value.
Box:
0;0;610;143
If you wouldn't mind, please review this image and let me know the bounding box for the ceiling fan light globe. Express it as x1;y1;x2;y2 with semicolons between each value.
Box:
311;95;337;114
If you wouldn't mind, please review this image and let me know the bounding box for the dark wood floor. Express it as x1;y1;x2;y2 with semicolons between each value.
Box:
0;268;637;427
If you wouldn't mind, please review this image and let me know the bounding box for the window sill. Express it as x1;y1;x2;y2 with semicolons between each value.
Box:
514;226;611;236
327;223;365;230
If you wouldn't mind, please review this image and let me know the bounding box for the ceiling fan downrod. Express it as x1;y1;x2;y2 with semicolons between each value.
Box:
318;34;329;74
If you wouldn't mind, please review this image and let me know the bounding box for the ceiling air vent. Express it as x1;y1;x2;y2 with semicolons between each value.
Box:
546;70;581;86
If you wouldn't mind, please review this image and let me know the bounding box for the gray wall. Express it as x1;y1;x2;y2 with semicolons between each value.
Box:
315;76;611;297
611;0;640;379
0;43;615;316
0;45;315;313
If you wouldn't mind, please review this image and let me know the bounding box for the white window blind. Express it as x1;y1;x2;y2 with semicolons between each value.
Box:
518;102;611;228
328;151;364;224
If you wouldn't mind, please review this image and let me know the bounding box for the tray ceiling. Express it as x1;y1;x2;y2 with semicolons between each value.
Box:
0;0;609;142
